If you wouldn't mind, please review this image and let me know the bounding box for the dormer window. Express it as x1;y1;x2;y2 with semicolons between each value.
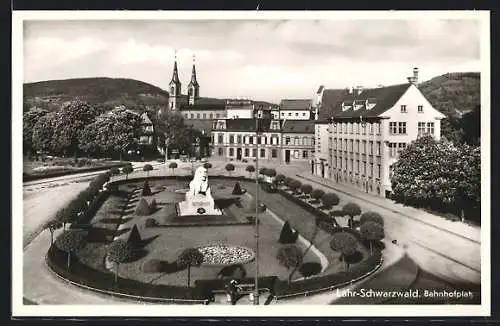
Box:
401;105;407;113
341;101;353;111
366;98;377;110
353;100;364;111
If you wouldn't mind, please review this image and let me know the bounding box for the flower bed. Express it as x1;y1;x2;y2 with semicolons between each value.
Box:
197;245;255;266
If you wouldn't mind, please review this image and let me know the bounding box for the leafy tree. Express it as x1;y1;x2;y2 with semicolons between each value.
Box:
54;230;87;270
259;167;268;176
122;165;134;180
225;163;235;176
176;248;204;287
23;107;49;155
321;192;340;209
330;232;357;270
300;184;313;198
50;100;105;156
55;207;76;231
311;189;325;202
43;219;62;245
246;165;255;178
360;221;385;254
32;111;57;154
276;245;303;282
298;262;322;278
265;168;277;178
360;212;384;226
441;117;465;145
275;174;286;185
109;167;121;175
143;164;153;177
289;180;302;194
461;105;480;146
156;111;200;160
341;203;362;228
107;239;136;283
79;108;142;159
169;162;178;175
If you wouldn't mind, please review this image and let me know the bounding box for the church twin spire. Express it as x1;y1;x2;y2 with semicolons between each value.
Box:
168;51;200;108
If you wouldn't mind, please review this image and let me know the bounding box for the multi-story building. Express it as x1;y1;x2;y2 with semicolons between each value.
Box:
138;112;154;146
280;120;315;164
314;68;446;197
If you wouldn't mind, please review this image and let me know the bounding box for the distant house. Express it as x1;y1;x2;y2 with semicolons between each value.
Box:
279;99;313;120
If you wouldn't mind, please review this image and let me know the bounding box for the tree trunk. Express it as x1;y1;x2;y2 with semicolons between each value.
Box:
187;265;191;287
67;252;71;270
126;173;128;181
50;230;54;245
63;222;66;231
369;241;373;255
115;264;119;284
461;208;465;223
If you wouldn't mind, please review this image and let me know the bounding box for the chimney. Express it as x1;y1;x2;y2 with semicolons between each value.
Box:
356;86;363;95
407;67;419;85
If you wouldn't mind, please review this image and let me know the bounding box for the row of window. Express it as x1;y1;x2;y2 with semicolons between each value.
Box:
184;113;224;119
400;105;424;113
214;134;315;146
417;122;435;136
280;112;309;117
331;138;382;155
330;122;382;135
221;148;309;159
332;159;382;179
388;142;407;157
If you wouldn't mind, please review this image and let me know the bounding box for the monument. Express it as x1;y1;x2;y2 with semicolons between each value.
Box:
177;166;223;216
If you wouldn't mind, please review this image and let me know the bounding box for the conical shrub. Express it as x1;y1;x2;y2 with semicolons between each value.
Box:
149;199;157;212
126;224;142;247
142;180;152;196
279;221;297;244
135;198;151;216
232;182;244;195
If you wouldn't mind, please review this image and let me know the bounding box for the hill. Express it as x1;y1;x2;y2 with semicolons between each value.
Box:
23;77;171;111
418;72;480;117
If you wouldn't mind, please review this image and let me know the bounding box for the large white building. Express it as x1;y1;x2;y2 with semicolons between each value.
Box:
314;68;446;197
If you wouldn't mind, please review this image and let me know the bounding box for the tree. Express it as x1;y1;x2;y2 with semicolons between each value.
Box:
259;167;268;176
109;167;121;176
203;162;212;169
246;165;255;178
79;108;142;159
360;212;384;226
359;221;385;254
225;163;235;176
32;111;57;154
300;184;313;198
275;174;286;185
54;230;87;270
156;111;198;160
311;189;325;202
122;165;134;180
55;207;76;231
143;164;153;177
276;245;303;282
265;168;277;178
169;162;178;175
330;232;357;270
107;239;136;283
298;262;322;278
461;105;480;146
50;101;105;156
23;107;48;155
142;180;152;196
321;192;340;209
176;248;204;287
43;219;61;245
341;202;362;228
289;180;302;194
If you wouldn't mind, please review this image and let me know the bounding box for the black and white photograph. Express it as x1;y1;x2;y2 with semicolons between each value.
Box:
12;10;490;317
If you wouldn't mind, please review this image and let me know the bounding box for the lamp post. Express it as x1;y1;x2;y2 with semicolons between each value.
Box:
253;112;261;305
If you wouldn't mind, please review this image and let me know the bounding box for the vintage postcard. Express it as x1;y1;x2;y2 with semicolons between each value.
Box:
12;10;490;317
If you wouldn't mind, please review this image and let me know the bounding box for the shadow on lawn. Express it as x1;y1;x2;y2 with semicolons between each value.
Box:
214;197;240;209
98;217;122;224
340;251;364;264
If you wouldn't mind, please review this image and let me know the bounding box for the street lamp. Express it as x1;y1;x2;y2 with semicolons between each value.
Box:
253;112;261;305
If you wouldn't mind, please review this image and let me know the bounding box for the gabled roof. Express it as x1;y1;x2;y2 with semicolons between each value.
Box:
280;99;312;111
217;118;272;132
317;89;350;121
316;85;325;94
179;103;226;111
332;83;412;119
140;112;152;124
281;120;315;134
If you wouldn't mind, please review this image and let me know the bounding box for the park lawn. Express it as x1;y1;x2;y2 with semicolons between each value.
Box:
23;157;120;175
75;178;322;287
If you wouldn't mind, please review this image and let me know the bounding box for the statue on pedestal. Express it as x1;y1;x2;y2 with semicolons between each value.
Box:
178;166;222;216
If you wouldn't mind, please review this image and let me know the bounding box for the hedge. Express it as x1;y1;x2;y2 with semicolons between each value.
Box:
23;162;129;182
46;245;208;303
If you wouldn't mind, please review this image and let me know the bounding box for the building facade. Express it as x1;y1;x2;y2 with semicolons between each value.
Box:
279;99;313;120
314;69;446;197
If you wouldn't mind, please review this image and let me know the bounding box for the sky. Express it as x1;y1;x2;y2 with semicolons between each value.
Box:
23;17;482;103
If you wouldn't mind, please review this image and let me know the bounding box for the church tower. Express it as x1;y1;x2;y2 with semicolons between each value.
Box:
168;51;182;111
187;54;200;105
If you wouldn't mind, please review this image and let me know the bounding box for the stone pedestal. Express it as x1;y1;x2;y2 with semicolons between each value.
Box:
177;193;222;216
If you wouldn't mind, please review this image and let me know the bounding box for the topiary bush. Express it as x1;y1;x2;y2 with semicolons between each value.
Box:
142;180;152;196
168;162;178;175
330;232;358;270
321;192;340;209
145;218;159;228
359;221;385;254
311;189;325;203
284;177;294;188
265;168;277;178
109;167;121;176
225;163;235;176
143;164;153;176
203;162;212;169
107;239;136;283
342;202;362;228
232;182;245;195
360;212;384;226
149;198;157;212
298;262;322;278
126;224;142;246
279;221;299;244
122;165;134;180
289;180;302;194
277;244;303;282
300;184;313;198
142;259;163;273
259;167;268;176
54;230;88;270
246;165;255;178
275;174;286;185
176;248;204;287
135;198;151;216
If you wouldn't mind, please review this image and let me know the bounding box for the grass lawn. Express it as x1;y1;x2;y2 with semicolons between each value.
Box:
23;156;120;175
77;178;323;287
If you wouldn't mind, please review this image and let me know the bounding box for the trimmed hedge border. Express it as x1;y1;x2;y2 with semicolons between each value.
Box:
23;162;129;182
47;174;382;303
